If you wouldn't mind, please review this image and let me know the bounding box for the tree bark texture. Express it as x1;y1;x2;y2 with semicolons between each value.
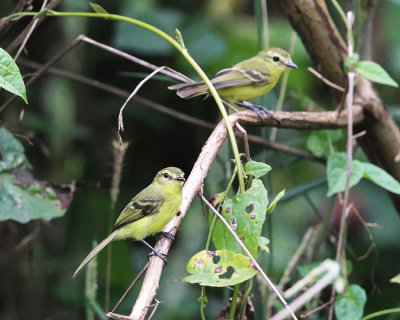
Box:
280;0;400;212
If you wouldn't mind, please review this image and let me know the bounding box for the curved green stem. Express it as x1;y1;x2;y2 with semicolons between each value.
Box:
330;0;354;49
199;286;207;320
361;308;400;320
229;284;240;320
239;279;253;320
5;10;245;192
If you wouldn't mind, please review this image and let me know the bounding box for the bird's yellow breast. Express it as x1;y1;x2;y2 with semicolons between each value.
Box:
115;187;182;241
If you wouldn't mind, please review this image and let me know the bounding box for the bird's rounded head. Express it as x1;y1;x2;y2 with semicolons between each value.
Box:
259;47;297;70
154;167;185;186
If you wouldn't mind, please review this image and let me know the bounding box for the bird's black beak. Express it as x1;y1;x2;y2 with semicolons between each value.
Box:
176;176;185;182
285;61;298;69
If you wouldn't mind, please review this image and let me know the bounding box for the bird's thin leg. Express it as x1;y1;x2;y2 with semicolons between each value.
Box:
222;100;239;113
234;101;273;120
157;231;175;241
140;240;168;264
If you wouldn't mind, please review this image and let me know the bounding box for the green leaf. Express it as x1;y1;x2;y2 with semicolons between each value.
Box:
0;172;66;222
354;60;399;87
266;189;285;213
390;273;400;284
184;250;258;287
306;130;344;157
335;284;367;320
244;161;271;178
258;236;270;254
89;2;108;13
0;47;27;103
344;53;359;73
0;128;69;222
327;153;364;196
211;179;269;257
0;128;31;172
362;163;400;194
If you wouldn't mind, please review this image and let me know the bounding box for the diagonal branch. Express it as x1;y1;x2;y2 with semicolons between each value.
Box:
106;108;359;320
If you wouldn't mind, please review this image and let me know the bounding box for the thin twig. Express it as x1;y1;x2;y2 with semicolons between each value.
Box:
80;36;193;84
118;66;166;140
106;140;129;312
0;34;86;112
270;260;339;320
307;67;345;92
147;299;161;320
328;12;356;320
15;222;40;250
17;59;330;163
235;123;251;162
108;263;149;317
200;194;298;320
14;0;48;60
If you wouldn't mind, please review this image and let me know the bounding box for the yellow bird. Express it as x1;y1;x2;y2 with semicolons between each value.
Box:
73;167;185;277
169;47;297;117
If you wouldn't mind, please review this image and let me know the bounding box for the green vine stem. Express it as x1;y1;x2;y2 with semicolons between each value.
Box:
4;9;245;192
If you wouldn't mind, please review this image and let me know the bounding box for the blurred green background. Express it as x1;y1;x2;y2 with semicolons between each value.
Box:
1;0;400;319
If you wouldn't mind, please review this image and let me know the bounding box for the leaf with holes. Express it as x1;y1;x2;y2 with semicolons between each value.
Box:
184;250;258;287
211;179;269;258
0;47;27;103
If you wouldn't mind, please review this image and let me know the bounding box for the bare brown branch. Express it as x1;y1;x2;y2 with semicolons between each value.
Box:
280;0;400;213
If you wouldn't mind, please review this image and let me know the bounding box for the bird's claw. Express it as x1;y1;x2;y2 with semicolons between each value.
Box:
235;101;273;120
148;251;168;264
157;231;175;241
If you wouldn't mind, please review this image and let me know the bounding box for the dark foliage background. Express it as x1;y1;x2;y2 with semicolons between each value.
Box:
1;0;400;319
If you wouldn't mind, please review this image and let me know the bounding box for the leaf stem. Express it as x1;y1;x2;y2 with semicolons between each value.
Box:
5;9;245;192
229;284;240;320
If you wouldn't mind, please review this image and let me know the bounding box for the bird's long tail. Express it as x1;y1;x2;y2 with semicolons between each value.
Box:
168;82;208;99
73;230;119;278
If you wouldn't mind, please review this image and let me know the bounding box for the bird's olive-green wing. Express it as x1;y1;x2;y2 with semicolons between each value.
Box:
211;66;270;89
113;188;164;230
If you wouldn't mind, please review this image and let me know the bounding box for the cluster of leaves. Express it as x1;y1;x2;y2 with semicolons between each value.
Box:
184;162;283;308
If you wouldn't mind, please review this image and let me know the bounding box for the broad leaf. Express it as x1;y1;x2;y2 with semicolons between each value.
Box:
354;60;398;87
211;179;269;257
245;161;271;178
363;163;400;194
0;47;27;103
184;250;257;287
327;153;364;196
0;128;70;222
335;284;366;320
0;172;66;222
0;128;31;172
306;130;344;157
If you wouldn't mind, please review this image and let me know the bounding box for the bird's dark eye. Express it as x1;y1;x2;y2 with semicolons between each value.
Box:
163;172;170;178
273;56;280;62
